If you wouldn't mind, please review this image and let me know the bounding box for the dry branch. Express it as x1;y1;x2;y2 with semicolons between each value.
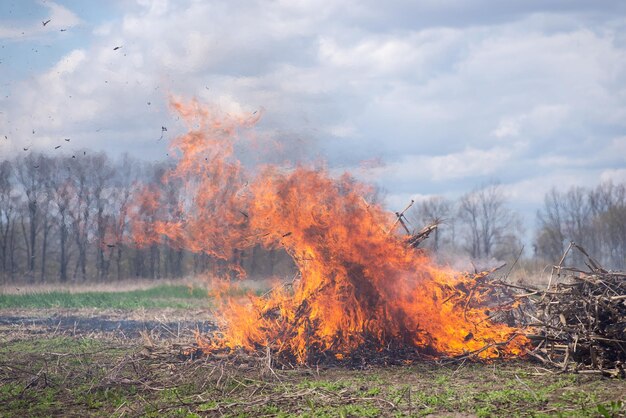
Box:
407;222;439;248
518;243;626;377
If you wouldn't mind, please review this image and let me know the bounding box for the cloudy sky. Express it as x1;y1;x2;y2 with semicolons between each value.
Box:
1;0;625;231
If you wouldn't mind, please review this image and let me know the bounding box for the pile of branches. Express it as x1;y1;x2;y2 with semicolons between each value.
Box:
523;243;626;377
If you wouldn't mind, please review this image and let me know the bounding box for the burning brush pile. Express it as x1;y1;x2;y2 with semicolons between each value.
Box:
523;243;626;377
132;99;528;366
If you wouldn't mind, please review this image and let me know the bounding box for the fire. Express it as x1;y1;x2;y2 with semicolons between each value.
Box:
131;98;528;363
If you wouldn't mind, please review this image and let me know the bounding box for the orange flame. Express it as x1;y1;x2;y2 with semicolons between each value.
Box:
131;98;528;363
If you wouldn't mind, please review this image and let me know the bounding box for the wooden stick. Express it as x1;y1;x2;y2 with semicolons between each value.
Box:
388;200;414;234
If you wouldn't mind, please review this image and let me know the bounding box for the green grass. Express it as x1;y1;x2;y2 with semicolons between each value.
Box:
0;284;210;309
0;335;108;356
0;336;138;417
1;334;625;418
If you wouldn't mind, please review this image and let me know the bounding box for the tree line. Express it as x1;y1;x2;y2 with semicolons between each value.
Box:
1;152;150;283
409;181;626;270
0;151;624;283
0;152;292;284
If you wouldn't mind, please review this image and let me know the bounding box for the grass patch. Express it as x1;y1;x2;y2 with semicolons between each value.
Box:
0;332;624;417
298;379;348;391
0;284;209;309
0;335;138;417
0;335;107;356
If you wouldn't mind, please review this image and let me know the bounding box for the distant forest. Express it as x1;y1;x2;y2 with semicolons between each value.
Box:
0;151;624;284
409;181;626;271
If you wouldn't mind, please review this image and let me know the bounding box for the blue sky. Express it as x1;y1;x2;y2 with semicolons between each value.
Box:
1;0;625;234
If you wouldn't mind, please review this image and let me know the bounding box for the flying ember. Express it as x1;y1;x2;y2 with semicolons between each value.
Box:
131;98;528;364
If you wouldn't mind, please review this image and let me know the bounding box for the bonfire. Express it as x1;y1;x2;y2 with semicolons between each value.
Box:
131;99;528;365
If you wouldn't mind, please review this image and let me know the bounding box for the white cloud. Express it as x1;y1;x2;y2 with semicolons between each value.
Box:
46;1;82;28
492;118;521;139
492;105;569;139
384;192;435;213
47;49;86;77
355;144;522;188
608;136;626;155
0;1;81;40
327;122;357;138
508;174;583;205
1;0;625;227
601;168;626;183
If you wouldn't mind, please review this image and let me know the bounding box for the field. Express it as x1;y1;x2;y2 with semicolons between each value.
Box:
0;282;624;417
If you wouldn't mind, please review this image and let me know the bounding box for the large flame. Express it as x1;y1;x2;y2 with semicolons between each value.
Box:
131;98;528;363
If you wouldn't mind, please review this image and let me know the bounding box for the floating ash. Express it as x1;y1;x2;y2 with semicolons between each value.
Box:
130;98;528;365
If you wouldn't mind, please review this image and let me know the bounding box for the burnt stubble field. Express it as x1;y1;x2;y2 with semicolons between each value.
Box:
3;1;626;416
1;283;624;418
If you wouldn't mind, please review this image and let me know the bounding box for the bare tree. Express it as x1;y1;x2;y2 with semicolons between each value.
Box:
408;196;453;252
48;161;74;283
535;188;567;262
110;154;137;280
600;196;626;269
536;186;591;266
15;154;48;281
161;175;185;278
38;157;55;282
67;156;94;281
457;182;522;260
535;181;626;269
0;161;21;282
89;153;114;280
130;162;172;279
588;182;626;269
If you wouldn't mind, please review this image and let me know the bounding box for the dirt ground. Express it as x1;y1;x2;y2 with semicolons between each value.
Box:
0;306;625;417
0;306;216;339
